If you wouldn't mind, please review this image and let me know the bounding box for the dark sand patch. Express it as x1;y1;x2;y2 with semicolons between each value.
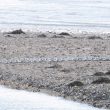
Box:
67;81;84;87
60;68;72;73
59;32;70;36
93;72;105;76
52;35;65;38
92;77;110;84
37;34;47;38
45;64;62;69
88;36;103;39
8;29;25;34
105;71;110;75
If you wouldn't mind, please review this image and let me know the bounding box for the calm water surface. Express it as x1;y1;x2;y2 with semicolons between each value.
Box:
0;0;110;32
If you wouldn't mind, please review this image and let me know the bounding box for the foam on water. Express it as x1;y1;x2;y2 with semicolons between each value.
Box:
0;86;106;110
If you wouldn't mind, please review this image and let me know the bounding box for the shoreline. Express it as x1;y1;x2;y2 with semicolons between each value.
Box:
0;30;110;109
1;26;110;34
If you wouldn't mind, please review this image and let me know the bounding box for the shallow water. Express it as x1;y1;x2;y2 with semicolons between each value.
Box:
0;0;110;32
0;86;106;110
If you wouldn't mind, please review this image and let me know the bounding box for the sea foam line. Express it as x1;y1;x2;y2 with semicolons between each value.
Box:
0;56;110;64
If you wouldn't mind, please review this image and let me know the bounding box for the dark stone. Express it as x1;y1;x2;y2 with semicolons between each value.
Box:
105;71;110;75
37;34;47;38
67;81;84;87
8;29;25;34
94;72;104;76
92;77;110;84
88;36;102;39
52;35;64;38
59;32;70;36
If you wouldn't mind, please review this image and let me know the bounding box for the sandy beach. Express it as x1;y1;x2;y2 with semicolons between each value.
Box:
0;30;110;109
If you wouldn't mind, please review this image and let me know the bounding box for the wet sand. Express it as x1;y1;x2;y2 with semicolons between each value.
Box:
0;30;110;109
